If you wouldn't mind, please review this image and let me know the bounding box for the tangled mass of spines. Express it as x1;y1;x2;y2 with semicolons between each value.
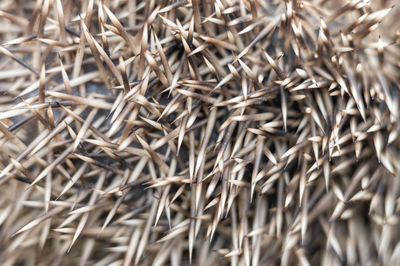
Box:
0;0;400;265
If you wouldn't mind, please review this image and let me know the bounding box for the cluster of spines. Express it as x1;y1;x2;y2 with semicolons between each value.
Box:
0;0;399;265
